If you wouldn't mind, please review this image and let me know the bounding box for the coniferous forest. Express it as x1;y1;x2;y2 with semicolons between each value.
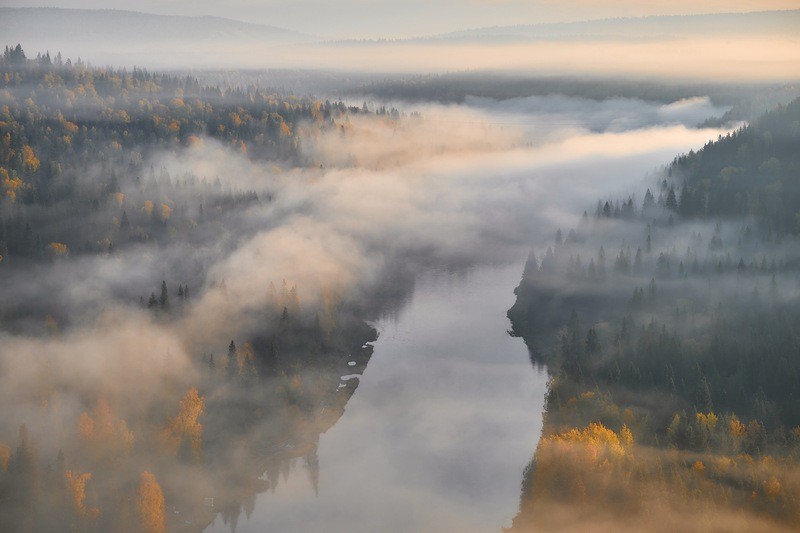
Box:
508;98;800;531
1;6;799;532
0;46;381;532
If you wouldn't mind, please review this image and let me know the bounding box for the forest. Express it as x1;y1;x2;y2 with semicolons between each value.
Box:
1;29;799;531
355;71;799;120
508;98;800;530
0;45;384;532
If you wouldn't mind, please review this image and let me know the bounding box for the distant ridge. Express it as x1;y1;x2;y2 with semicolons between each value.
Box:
0;7;315;54
323;10;800;45
431;10;800;43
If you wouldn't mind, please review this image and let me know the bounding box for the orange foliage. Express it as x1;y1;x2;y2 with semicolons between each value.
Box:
696;411;718;431
21;145;39;173
136;471;165;533
2;174;25;202
48;242;69;257
763;476;782;499
65;469;93;516
163;388;204;460
0;442;10;471
92;399;116;438
549;422;627;460
78;412;94;440
77;399;135;455
619;424;634;447
729;416;746;437
692;460;706;476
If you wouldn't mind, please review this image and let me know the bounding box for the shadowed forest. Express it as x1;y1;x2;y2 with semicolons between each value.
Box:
508;98;800;532
0;46;383;532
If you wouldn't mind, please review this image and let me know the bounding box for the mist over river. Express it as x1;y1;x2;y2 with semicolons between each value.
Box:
199;95;738;533
205;262;548;533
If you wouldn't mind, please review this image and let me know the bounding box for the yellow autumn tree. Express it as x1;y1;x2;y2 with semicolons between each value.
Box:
530;421;635;508
20;145;39;173
0;442;10;471
729;415;746;438
78;412;95;440
65;470;92;517
696;412;718;431
77;399;135;459
48;242;69;257
136;471;165;533
692;460;706;476
163;388;204;461
549;422;627;460
1;167;26;201
619;424;634;448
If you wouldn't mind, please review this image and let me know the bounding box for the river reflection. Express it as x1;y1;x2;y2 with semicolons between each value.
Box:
205;262;548;533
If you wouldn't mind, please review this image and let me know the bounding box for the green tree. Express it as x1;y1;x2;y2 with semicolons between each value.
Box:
159;280;169;311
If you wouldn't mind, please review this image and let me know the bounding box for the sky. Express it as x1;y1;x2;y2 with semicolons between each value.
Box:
3;0;800;38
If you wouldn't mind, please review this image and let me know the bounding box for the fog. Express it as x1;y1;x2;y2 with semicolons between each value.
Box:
3;8;800;79
19;37;799;81
0;76;785;531
1;1;799;528
275;37;800;80
203;265;548;533
0;93;734;409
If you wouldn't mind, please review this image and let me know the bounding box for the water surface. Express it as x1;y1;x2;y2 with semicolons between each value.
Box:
206;262;548;533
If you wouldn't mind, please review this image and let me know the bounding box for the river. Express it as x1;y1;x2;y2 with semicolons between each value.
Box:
205;261;549;533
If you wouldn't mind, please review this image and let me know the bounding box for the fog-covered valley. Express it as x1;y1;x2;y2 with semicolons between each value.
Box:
1;4;799;532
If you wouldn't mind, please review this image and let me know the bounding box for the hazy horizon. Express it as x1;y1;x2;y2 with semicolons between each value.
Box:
2;6;799;80
2;1;799;39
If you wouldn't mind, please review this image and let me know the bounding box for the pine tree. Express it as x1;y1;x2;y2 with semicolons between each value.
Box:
159;280;169;311
696;376;713;413
585;327;600;357
227;341;237;379
120;210;130;230
666;186;678;212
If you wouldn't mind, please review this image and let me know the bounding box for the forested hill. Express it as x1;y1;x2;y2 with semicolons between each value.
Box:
668;97;800;234
508;99;800;531
0;47;380;531
0;7;312;48
0;45;360;267
0;44;354;202
435;10;800;43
